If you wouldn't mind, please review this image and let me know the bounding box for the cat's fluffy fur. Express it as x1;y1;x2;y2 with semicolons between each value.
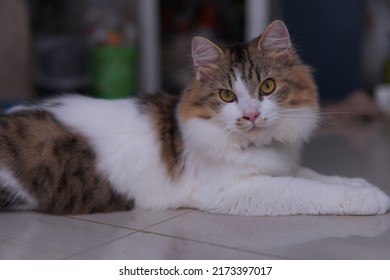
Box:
1;21;389;215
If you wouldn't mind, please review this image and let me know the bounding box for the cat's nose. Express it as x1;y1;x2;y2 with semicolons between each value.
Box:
243;112;260;122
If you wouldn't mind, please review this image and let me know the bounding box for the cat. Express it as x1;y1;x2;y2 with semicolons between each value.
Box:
1;20;389;216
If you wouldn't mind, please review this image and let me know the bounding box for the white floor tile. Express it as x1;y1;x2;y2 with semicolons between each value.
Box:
147;211;390;259
69;231;273;260
267;235;390;259
0;212;133;259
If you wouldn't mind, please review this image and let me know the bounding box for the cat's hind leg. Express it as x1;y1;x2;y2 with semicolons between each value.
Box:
0;168;37;211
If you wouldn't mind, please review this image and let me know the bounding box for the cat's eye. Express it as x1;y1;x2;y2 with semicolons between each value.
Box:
260;78;276;95
219;89;237;103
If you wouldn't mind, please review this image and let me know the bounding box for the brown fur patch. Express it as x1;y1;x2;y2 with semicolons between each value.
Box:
138;93;184;179
0;110;134;214
275;65;319;108
179;81;223;121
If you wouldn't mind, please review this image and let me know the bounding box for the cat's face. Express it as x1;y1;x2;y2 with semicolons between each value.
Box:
179;21;319;148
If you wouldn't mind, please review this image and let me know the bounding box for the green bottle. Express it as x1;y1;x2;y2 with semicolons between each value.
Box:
91;46;138;99
90;32;138;99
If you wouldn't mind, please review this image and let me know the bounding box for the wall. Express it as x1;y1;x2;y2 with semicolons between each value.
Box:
0;0;33;102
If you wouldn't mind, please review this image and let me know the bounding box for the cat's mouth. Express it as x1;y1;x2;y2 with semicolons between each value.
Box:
243;122;272;132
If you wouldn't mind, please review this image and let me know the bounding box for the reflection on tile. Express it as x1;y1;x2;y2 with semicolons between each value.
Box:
69;231;271;260
0;212;133;259
71;209;193;230
147;211;390;259
269;235;390;259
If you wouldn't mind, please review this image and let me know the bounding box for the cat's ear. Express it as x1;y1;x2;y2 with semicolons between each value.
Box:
192;36;223;80
258;20;291;52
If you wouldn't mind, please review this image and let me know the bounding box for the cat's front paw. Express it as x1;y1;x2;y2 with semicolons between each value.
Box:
348;188;390;215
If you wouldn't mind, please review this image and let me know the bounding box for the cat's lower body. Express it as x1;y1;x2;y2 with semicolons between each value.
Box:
2;162;389;216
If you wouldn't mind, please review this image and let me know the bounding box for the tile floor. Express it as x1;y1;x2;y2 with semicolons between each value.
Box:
1;117;390;260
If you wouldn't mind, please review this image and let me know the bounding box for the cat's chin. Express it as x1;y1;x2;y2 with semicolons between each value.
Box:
231;128;274;149
235;127;265;138
241;123;272;134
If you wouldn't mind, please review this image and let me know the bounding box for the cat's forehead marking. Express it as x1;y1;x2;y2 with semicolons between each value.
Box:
232;69;258;100
232;70;250;98
228;44;261;98
232;70;261;116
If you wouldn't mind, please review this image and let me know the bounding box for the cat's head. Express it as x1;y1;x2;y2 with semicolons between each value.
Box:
179;20;319;149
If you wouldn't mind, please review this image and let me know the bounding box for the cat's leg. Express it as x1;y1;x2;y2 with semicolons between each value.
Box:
192;175;390;216
296;167;378;189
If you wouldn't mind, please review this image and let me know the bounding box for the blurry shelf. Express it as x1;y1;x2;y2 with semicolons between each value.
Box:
138;0;270;93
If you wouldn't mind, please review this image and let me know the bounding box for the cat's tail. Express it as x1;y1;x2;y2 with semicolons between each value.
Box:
0;169;36;212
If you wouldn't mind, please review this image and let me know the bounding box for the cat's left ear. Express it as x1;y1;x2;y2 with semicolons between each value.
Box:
258;20;291;52
192;36;224;80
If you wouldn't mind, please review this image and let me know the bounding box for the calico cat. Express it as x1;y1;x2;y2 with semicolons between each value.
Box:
1;20;389;215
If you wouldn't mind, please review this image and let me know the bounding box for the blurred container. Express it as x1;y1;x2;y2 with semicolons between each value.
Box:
90;44;137;99
83;1;138;98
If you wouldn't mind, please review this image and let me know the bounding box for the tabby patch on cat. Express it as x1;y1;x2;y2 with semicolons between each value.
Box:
1;20;389;215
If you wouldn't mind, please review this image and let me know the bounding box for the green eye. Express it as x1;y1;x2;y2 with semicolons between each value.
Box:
260;78;276;95
219;89;237;103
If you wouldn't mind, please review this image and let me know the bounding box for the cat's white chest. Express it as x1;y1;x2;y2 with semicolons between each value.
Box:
180;119;299;184
181;143;299;193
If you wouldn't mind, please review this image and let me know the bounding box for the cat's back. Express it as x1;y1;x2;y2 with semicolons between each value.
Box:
8;94;156;149
39;94;144;133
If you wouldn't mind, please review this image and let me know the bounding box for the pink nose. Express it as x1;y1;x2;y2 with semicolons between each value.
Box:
243;112;260;122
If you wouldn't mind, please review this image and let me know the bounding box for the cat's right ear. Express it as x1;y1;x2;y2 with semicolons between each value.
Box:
192;36;223;80
258;20;292;63
258;20;291;52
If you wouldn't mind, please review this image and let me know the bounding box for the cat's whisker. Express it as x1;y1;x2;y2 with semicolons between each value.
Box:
277;108;319;113
216;121;234;130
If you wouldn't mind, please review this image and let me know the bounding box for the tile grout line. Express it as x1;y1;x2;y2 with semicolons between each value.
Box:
61;210;195;259
64;228;288;260
137;210;195;231
62;231;138;260
65;209;194;232
64;211;290;259
63;211;290;260
133;229;291;260
63;212;288;260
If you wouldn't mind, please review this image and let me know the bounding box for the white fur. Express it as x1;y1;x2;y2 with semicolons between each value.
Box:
178;115;390;215
39;95;191;210
8;93;390;216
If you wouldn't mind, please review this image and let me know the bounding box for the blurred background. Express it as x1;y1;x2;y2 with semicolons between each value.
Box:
0;0;390;112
